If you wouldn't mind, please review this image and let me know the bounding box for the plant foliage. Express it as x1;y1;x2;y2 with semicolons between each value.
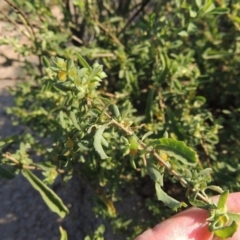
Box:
1;0;240;239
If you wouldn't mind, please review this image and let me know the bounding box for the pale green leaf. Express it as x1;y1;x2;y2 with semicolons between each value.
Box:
22;169;69;218
187;22;198;34
227;213;240;222
155;182;187;211
213;221;238;239
94;125;109;159
59;111;66;129
147;160;162;183
130;156;137;169
195;0;202;8
76;53;92;71
206;185;223;194
111;104;121;120
152;138;198;165
142;131;153;141
59;226;68;240
217;190;229;211
70;111;81;130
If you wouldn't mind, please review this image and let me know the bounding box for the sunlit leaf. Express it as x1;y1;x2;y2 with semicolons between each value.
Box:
76;53;92;71
227;213;240;222
213;220;238;239
94;125;109;159
152;138;198;165
217;190;228;211
22;169;69;218
187;22;198;34
70;111;81;130
59;226;68;240
155;182;187;211
59;111;66;129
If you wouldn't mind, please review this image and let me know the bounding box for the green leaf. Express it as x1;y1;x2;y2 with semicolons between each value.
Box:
59;226;68;240
166;108;185;140
195;0;202;8
213;220;238;239
208;8;229;15
77;142;89;151
66;59;74;72
217;190;229;211
178;31;188;37
94;125;109;159
142;131;153;141
70;111;81;130
59;111;66;129
202;48;231;59
189;198;208;208
0;135;19;150
149;13;156;27
152;138;198;165
42;56;50;68
76;53;92;71
130;156;137;169
227;212;240;222
187;22;198;34
202;0;215;15
145;88;155;122
147;160;163;183
0;166;15;179
111;104;121;120
129;135;139;151
155;182;187;211
21;169;69;218
206;185;223;194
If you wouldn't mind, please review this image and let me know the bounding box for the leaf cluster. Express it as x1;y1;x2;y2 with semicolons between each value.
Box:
1;0;240;239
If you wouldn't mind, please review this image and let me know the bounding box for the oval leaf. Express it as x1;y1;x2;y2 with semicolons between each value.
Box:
21;169;69;218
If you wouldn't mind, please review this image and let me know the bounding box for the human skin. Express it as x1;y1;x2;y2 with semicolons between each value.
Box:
135;192;240;240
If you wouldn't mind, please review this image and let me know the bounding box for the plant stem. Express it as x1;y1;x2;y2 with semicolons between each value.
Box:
105;114;211;205
2;153;65;173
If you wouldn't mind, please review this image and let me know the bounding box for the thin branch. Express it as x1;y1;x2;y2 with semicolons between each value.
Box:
4;0;43;76
4;0;36;41
117;0;150;37
2;152;65;173
0;9;32;40
104;113;211;205
95;19;124;47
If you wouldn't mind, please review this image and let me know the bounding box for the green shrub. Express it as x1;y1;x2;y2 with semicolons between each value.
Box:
1;0;240;239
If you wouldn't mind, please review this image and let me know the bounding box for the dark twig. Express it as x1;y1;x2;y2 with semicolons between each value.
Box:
4;0;36;41
117;0;150;37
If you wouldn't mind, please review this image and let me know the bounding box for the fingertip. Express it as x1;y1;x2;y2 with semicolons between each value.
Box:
134;229;156;240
